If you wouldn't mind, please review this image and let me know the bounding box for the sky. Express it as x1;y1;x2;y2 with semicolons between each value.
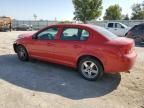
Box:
0;0;143;21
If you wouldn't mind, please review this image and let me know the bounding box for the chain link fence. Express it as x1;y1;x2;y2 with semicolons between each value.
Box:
88;20;144;27
12;20;144;30
12;20;58;30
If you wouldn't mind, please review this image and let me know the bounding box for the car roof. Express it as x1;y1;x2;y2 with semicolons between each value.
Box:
135;23;144;27
50;24;107;31
50;23;95;28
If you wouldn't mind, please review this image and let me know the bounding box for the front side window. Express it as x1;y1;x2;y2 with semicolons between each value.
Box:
129;25;141;36
108;23;113;28
61;28;89;41
37;27;58;40
115;23;123;28
133;25;144;36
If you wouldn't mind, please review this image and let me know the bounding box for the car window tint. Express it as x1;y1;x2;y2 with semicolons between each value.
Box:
90;25;118;39
138;25;144;35
61;28;89;41
129;25;138;36
108;23;113;28
130;25;137;31
131;25;144;36
37;27;58;40
61;28;79;40
80;29;89;40
115;23;123;28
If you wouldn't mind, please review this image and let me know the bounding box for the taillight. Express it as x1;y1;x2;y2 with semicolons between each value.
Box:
127;31;132;36
120;47;130;54
120;38;135;54
120;44;134;54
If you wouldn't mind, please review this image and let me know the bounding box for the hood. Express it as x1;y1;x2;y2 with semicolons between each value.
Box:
18;32;36;39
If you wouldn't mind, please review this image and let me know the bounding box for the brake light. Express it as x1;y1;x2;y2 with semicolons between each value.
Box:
120;44;134;54
120;47;129;54
127;31;132;36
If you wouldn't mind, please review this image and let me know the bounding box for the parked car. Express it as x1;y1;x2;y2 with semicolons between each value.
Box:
13;24;32;31
0;16;12;32
0;25;11;32
125;23;144;46
105;22;130;36
13;24;137;81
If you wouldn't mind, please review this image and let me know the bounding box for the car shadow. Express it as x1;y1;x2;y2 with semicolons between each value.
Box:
0;54;121;100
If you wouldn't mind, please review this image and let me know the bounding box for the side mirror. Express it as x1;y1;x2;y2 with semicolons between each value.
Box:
121;26;125;29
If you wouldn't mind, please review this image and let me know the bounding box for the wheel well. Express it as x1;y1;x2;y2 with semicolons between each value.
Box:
13;44;26;53
13;43;17;53
77;55;104;71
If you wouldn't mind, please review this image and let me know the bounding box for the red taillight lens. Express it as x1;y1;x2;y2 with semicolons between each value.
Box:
120;43;134;54
120;47;130;54
127;31;132;36
120;39;135;54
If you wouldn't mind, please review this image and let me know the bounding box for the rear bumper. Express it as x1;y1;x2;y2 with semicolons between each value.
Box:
122;52;137;71
105;51;137;73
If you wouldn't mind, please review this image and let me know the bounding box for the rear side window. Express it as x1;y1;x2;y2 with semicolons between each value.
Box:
90;25;118;39
61;28;89;41
81;30;89;40
108;23;113;28
115;23;124;28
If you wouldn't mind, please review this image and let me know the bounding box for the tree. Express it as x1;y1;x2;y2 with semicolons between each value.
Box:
131;3;144;20
103;4;122;20
33;14;37;20
59;20;72;24
73;0;102;23
123;14;129;20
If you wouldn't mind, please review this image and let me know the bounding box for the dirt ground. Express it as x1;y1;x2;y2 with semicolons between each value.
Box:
0;31;143;108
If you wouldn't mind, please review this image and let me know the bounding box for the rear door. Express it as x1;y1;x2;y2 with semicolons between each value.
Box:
51;26;90;66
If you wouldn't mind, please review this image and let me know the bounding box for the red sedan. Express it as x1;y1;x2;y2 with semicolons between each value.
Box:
13;24;137;81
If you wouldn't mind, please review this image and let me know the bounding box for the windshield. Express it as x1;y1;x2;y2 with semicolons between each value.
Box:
120;23;128;28
89;25;118;39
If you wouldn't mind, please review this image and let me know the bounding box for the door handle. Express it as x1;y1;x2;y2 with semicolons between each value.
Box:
73;45;81;48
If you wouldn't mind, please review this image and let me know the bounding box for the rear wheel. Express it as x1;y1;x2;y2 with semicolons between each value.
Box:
16;45;29;61
78;57;104;81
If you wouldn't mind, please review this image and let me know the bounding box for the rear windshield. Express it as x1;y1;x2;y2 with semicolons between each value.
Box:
89;25;118;39
130;24;144;32
130;25;138;32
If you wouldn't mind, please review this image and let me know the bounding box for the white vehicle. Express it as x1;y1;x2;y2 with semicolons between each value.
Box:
105;22;131;36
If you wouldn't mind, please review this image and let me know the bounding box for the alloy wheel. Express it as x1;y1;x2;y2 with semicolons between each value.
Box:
81;61;99;79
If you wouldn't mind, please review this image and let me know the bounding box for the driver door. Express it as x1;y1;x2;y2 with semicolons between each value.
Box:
28;27;59;61
115;23;125;36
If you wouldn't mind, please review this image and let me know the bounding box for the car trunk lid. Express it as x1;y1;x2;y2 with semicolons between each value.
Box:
108;37;135;54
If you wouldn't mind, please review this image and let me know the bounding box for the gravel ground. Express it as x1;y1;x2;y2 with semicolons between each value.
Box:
0;31;144;108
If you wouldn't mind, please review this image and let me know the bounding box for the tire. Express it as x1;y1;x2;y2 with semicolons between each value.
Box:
16;45;29;61
78;57;104;81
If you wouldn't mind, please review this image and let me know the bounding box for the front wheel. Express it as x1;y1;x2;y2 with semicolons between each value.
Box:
16;45;29;61
78;58;104;81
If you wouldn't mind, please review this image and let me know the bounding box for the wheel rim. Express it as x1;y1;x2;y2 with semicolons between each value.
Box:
81;61;99;79
18;47;26;59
